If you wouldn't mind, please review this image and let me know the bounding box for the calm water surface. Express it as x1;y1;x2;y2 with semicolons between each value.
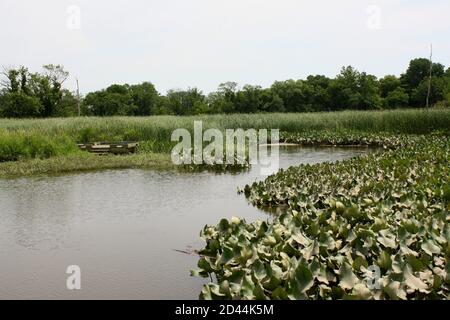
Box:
0;147;370;299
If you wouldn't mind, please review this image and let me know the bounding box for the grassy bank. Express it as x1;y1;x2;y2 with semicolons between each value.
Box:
0;108;449;177
1;108;449;152
0;152;174;178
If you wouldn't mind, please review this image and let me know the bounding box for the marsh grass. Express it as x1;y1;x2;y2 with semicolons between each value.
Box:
1;109;449;138
0;130;78;162
0;108;449;175
0;152;174;178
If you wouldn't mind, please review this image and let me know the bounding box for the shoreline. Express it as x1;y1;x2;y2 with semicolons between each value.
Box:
0;153;175;179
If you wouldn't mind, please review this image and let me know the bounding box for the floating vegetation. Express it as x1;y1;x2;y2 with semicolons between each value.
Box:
179;157;250;174
279;131;409;149
193;133;450;300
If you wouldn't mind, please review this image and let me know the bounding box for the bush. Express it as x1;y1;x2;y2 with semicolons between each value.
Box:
0;130;78;161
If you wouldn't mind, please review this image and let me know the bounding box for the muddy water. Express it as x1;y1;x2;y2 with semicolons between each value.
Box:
0;146;370;299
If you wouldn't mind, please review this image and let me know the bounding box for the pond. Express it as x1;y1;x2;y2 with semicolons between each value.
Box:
0;146;371;299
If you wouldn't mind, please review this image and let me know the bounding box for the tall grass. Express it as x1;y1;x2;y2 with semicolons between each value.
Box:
0;108;449;160
0;130;78;161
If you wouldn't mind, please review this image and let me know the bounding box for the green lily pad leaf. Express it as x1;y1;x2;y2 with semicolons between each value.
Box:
310;259;330;284
344;283;372;300
421;240;441;256
257;221;269;237
287;260;314;299
271;287;289;300
339;262;359;290
335;201;345;214
319;284;332;298
404;266;429;293
400;243;419;257
377;251;392;270
210;283;226;297
218;218;230;232
227;269;246;284
405;255;424;272
200;284;212;300
302;240;319;260
291;233;311;246
219;246;234;264
207;239;220;252
353;256;369;271
198;257;214;273
282;241;297;256
252;259;267;281
190;269;208;278
319;232;336;250
254;281;268;300
382;281;407;300
377;230;397;249
241;275;255;298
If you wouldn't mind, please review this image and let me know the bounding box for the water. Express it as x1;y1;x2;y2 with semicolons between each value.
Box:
0;146;370;299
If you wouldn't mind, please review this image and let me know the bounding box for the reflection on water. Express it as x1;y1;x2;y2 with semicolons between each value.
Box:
0;146;370;299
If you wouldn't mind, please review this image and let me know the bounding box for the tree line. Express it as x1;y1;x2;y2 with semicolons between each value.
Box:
1;58;449;118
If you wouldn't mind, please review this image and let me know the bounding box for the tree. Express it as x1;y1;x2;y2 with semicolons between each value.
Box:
83;84;134;116
0;92;42;118
328;66;381;110
129;82;159;116
410;77;446;107
55;89;79;117
270;80;310;112
401;58;445;94
235;85;263;113
379;75;402;98
42;64;69;86
305;75;332;111
1;57;448;118
164;88;205;115
192;100;210;115
216;82;238;113
1;67;21;92
0;65;75;118
358;72;382;110
384;88;409;108
259;89;285;113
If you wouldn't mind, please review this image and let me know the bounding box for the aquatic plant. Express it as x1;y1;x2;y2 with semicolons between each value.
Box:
193;134;450;300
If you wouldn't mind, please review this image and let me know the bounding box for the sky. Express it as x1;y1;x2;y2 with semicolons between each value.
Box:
0;0;449;94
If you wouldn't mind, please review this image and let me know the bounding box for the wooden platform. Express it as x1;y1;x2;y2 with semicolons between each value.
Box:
77;141;139;155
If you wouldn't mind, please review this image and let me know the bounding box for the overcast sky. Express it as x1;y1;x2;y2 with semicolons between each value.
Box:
1;0;449;94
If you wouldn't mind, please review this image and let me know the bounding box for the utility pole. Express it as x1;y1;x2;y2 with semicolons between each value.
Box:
426;44;433;108
76;78;81;116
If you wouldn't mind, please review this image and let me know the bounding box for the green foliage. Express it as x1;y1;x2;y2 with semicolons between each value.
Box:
384;88;409;108
411;77;447;107
0;65;78;118
379;75;402;98
0;153;174;178
0;129;78;161
0;109;449;157
0;92;42;118
2;58;450;118
401;58;445;92
194;134;449;300
162;88;206;115
328;66;381;110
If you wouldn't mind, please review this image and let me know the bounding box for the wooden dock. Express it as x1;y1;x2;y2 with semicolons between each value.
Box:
77;141;139;155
